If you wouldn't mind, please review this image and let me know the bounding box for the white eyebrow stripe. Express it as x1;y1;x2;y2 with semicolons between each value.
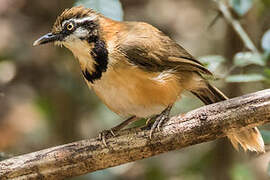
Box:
74;16;97;23
62;16;97;27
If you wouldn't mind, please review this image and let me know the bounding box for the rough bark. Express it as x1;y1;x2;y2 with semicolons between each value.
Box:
1;89;270;180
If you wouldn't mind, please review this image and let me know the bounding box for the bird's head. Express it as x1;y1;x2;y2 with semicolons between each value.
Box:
33;6;102;47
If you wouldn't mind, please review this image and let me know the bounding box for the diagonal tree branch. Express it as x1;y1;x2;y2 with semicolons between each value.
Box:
1;89;270;180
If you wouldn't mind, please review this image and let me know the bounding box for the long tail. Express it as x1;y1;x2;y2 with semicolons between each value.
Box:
191;83;265;153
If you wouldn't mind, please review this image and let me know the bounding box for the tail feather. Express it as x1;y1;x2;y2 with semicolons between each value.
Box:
227;127;265;152
191;82;265;153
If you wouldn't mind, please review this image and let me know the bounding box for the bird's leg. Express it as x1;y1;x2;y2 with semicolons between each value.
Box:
149;105;172;139
98;116;138;146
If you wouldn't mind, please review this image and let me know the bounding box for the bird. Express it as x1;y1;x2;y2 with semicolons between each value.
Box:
33;6;264;152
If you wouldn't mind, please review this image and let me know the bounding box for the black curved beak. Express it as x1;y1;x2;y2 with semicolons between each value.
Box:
33;33;61;46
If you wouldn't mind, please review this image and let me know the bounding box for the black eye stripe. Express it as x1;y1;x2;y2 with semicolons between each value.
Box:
59;20;98;40
61;20;97;31
77;21;98;31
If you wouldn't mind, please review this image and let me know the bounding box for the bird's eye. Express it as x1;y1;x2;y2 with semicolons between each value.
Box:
66;22;75;31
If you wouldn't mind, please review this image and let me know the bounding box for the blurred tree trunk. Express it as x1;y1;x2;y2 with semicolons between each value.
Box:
49;90;80;143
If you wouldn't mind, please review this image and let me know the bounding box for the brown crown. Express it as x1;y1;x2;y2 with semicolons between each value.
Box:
51;6;97;33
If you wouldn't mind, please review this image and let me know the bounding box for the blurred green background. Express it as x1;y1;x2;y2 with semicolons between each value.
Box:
0;0;270;179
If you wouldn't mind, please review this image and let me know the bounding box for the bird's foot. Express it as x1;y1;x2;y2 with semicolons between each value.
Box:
98;128;117;147
97;116;137;147
149;106;172;139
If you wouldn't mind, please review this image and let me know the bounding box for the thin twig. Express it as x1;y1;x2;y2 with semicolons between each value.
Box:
215;0;259;53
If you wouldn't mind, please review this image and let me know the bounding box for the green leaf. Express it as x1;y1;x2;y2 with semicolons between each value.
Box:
198;55;226;73
35;96;55;124
233;52;265;67
229;0;254;16
264;68;270;78
262;29;270;53
75;0;123;21
260;130;270;144
230;163;255;180
262;0;270;7
226;74;266;82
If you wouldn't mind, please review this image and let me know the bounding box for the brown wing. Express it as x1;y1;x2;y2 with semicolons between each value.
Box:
117;22;212;75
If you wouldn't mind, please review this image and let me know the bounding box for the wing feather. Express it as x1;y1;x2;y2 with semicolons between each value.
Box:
118;22;212;76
